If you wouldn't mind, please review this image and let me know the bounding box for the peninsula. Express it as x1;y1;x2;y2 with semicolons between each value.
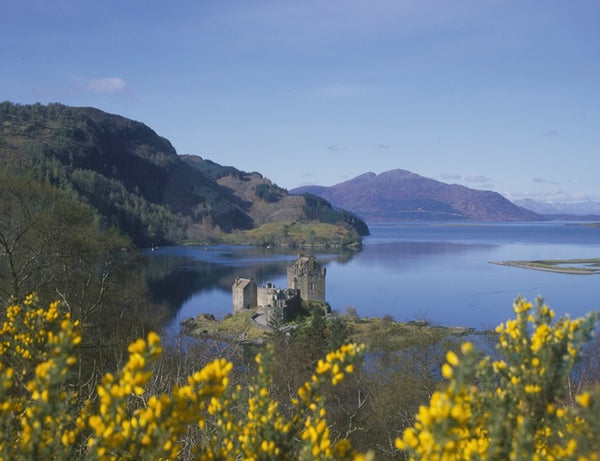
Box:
491;258;600;275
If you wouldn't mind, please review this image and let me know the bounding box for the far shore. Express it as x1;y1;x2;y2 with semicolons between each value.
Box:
491;259;600;275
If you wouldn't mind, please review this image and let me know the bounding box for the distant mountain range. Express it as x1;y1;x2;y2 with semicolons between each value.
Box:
6;102;586;245
514;198;600;219
291;170;542;222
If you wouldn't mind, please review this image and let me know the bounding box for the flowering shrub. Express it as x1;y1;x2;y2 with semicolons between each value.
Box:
395;297;600;461
1;295;599;460
0;295;369;460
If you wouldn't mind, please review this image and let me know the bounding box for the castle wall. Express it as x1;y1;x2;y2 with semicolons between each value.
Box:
287;255;326;302
232;277;257;313
257;284;279;308
232;256;326;321
263;289;301;324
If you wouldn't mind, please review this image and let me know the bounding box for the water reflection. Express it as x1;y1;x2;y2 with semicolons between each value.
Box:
354;240;493;271
141;245;357;327
142;223;600;331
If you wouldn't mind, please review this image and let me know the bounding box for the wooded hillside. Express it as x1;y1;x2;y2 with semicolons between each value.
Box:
0;102;368;247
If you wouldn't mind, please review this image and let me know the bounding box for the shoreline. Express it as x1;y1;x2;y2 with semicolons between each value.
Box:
490;260;599;275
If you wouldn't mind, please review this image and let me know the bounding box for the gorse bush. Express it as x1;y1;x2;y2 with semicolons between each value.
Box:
0;294;82;460
396;298;600;461
0;295;368;460
0;295;598;460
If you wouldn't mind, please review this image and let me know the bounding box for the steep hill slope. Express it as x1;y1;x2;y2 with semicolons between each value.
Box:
291;169;542;222
0;102;254;246
0;102;367;247
181;156;369;236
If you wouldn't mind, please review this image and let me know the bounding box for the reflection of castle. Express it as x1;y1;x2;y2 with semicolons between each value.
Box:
232;255;326;322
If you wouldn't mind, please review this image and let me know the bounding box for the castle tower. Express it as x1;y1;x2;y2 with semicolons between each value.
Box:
232;277;257;313
287;255;326;303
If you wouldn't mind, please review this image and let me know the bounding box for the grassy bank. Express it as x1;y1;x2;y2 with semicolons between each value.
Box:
182;308;479;349
221;221;362;249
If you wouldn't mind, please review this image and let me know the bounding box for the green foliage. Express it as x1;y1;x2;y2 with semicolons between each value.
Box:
326;315;351;352
0;174;167;389
0;296;368;460
1;102;368;247
396;298;600;460
1;273;600;461
0;174;101;302
226;221;362;248
0;102;253;246
266;302;287;330
302;194;370;236
255;183;282;202
181;155;246;180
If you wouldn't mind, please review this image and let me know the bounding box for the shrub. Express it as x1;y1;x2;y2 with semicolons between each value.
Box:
395;297;600;460
0;295;368;460
1;295;599;460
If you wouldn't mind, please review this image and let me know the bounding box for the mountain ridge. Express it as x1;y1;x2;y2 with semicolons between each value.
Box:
291;169;542;222
514;198;600;218
0;102;368;247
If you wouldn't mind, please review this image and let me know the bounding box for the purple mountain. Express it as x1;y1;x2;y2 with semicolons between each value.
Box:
291;169;542;222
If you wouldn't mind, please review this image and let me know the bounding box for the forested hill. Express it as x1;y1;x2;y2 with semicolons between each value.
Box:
292;169;543;222
0;102;368;247
180;155;369;237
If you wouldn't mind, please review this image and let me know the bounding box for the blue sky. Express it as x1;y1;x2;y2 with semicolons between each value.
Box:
3;1;599;202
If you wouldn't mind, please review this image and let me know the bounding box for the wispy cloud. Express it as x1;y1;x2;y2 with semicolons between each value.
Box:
377;144;390;150
83;77;127;93
542;130;559;138
226;1;487;50
314;83;379;99
325;145;344;152
532;177;559;185
465;174;492;184
440;173;462;181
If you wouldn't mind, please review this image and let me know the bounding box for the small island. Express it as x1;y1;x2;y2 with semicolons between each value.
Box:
491;258;600;274
183;255;479;345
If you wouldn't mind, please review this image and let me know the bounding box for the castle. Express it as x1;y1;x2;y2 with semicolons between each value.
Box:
287;255;326;303
232;255;326;323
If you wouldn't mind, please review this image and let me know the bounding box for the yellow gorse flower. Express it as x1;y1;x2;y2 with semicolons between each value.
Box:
2;294;598;461
396;297;599;461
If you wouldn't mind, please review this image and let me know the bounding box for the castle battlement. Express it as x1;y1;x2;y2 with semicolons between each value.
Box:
232;255;326;322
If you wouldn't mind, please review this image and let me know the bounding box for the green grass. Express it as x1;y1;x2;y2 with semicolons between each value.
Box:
222;221;361;248
183;309;477;349
348;316;475;350
184;308;268;343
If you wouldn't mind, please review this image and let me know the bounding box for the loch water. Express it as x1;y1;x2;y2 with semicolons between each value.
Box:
142;222;600;332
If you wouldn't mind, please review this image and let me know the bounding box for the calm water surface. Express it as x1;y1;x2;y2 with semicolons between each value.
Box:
142;222;600;331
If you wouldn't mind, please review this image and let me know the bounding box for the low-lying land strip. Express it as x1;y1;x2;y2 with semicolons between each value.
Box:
182;308;479;347
491;258;600;274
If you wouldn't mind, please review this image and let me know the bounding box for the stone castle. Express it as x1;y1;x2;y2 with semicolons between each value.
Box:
232;255;326;323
